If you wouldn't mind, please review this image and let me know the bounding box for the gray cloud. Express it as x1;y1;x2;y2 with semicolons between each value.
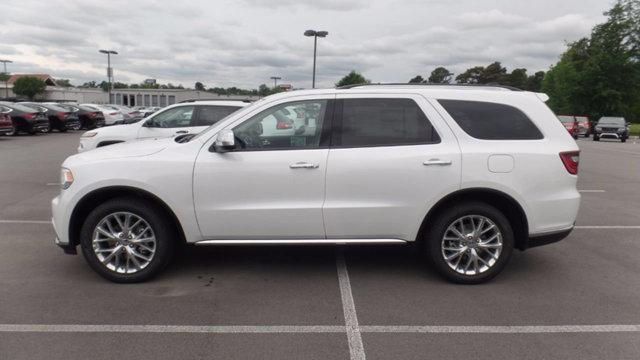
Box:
0;0;611;88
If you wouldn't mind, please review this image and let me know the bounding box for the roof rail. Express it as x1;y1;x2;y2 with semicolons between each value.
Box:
336;83;523;91
179;98;254;103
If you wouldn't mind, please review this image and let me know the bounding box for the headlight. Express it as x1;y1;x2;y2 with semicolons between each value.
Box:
81;131;97;138
61;168;74;190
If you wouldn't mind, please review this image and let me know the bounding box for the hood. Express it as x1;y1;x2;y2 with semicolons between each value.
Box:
83;123;136;137
71;137;174;162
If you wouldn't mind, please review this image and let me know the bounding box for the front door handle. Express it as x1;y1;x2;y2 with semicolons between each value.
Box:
423;159;452;166
290;162;319;169
175;130;188;134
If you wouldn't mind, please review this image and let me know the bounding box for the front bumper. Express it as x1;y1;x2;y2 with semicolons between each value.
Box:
0;126;13;135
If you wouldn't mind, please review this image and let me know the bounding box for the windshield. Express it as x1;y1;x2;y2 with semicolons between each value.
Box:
598;117;625;125
558;116;575;123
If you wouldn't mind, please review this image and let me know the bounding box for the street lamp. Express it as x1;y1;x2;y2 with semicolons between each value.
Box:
304;30;328;88
270;76;282;88
0;59;12;99
99;49;118;103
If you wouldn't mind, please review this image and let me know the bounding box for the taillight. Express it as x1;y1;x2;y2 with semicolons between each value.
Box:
109;112;118;116
559;151;580;175
24;113;35;120
276;120;293;129
58;112;69;119
89;112;98;118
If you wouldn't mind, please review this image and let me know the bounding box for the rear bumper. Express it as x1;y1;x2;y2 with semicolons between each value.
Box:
525;226;573;250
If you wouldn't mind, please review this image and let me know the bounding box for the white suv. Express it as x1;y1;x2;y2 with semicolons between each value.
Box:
77;101;248;152
52;85;580;284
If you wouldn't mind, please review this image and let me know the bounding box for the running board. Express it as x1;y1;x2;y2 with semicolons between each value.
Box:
195;239;408;246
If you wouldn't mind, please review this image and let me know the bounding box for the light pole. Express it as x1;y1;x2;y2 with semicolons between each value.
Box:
270;76;281;89
99;49;118;103
304;30;328;88
0;59;12;99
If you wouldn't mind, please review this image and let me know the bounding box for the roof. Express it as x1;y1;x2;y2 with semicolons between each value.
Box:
8;74;57;86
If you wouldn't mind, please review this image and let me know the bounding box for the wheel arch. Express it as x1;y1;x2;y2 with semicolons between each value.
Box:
417;188;529;250
68;186;186;248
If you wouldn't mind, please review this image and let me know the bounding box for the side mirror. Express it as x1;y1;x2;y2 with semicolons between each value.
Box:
143;119;155;127
213;129;236;153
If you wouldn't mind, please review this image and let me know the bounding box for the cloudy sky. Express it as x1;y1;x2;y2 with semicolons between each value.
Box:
0;0;615;89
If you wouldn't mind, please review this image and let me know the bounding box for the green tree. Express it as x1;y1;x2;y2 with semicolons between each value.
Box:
428;67;453;84
336;71;370;87
80;81;97;88
56;79;72;87
524;71;545;92
455;66;484;84
99;81;109;92
0;73;10;82
195;82;205;91
258;84;271;96
505;68;528;89
12;76;46;100
409;75;424;83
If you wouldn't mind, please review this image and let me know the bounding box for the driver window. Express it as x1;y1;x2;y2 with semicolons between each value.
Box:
233;100;327;150
149;106;194;128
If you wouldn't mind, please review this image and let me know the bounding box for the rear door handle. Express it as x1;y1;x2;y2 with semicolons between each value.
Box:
290;162;319;169
423;159;452;166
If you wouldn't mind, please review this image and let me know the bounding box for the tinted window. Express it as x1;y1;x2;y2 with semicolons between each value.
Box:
233;100;327;150
439;100;543;140
149;106;194;128
196;106;242;126
337;98;440;147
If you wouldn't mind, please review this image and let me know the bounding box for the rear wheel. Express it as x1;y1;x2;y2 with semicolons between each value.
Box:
80;198;176;283
593;135;599;141
621;136;627;143
425;202;514;284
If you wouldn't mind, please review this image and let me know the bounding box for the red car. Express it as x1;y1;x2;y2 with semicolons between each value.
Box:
0;105;14;136
558;115;579;139
574;115;591;137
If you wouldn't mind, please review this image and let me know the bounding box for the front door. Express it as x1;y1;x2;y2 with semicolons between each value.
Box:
193;97;334;240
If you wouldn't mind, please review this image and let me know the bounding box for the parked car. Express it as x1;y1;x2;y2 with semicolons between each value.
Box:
0;101;50;135
77;101;247;152
558;115;579;139
53;85;580;284
593;117;630;142
47;103;105;130
80;104;124;125
0;105;14;135
575;116;591;137
20;102;81;132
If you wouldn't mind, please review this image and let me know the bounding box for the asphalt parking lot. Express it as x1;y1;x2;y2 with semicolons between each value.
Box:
1;132;639;359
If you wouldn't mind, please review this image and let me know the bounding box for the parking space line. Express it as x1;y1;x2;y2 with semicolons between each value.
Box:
0;220;51;224
578;190;606;193
575;226;640;229
360;325;640;333
336;250;367;360
0;324;345;333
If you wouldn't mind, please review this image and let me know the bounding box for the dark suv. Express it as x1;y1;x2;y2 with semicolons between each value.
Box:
0;102;50;135
21;102;81;132
593;117;629;142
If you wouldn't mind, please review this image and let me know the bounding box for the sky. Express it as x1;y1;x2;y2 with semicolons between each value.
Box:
0;0;616;89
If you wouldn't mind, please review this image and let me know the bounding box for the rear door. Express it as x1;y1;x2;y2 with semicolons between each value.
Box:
323;94;461;241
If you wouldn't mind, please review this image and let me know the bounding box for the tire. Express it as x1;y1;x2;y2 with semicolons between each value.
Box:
593;135;599;141
621;136;627;143
424;202;514;284
80;197;176;283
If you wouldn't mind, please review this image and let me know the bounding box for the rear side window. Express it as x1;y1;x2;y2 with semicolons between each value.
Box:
336;98;440;147
439;100;543;140
196;105;242;126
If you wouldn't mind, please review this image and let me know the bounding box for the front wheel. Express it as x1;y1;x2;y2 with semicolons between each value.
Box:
425;202;514;284
80;198;176;283
593;135;599;141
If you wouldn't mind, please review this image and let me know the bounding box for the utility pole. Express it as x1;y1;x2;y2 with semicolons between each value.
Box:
270;76;282;89
304;30;328;88
99;50;118;103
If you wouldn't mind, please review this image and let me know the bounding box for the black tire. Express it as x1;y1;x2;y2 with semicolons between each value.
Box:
80;197;176;283
621;137;626;143
593;135;599;141
424;202;514;284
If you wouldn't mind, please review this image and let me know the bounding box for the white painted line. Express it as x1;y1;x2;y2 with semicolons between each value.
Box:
575;226;640;229
360;325;640;333
336;250;366;360
0;220;51;224
578;190;606;193
0;324;345;333
2;324;639;334
46;183;60;186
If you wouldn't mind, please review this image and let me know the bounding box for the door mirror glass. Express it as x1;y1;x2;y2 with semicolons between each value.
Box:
144;118;156;127
213;129;236;152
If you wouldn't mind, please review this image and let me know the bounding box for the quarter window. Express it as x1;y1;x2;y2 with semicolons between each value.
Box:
196;106;242;126
336;98;440;147
439;100;543;140
148;106;194;128
233;100;328;150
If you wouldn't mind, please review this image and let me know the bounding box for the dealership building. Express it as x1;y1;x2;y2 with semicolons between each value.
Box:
1;74;259;105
